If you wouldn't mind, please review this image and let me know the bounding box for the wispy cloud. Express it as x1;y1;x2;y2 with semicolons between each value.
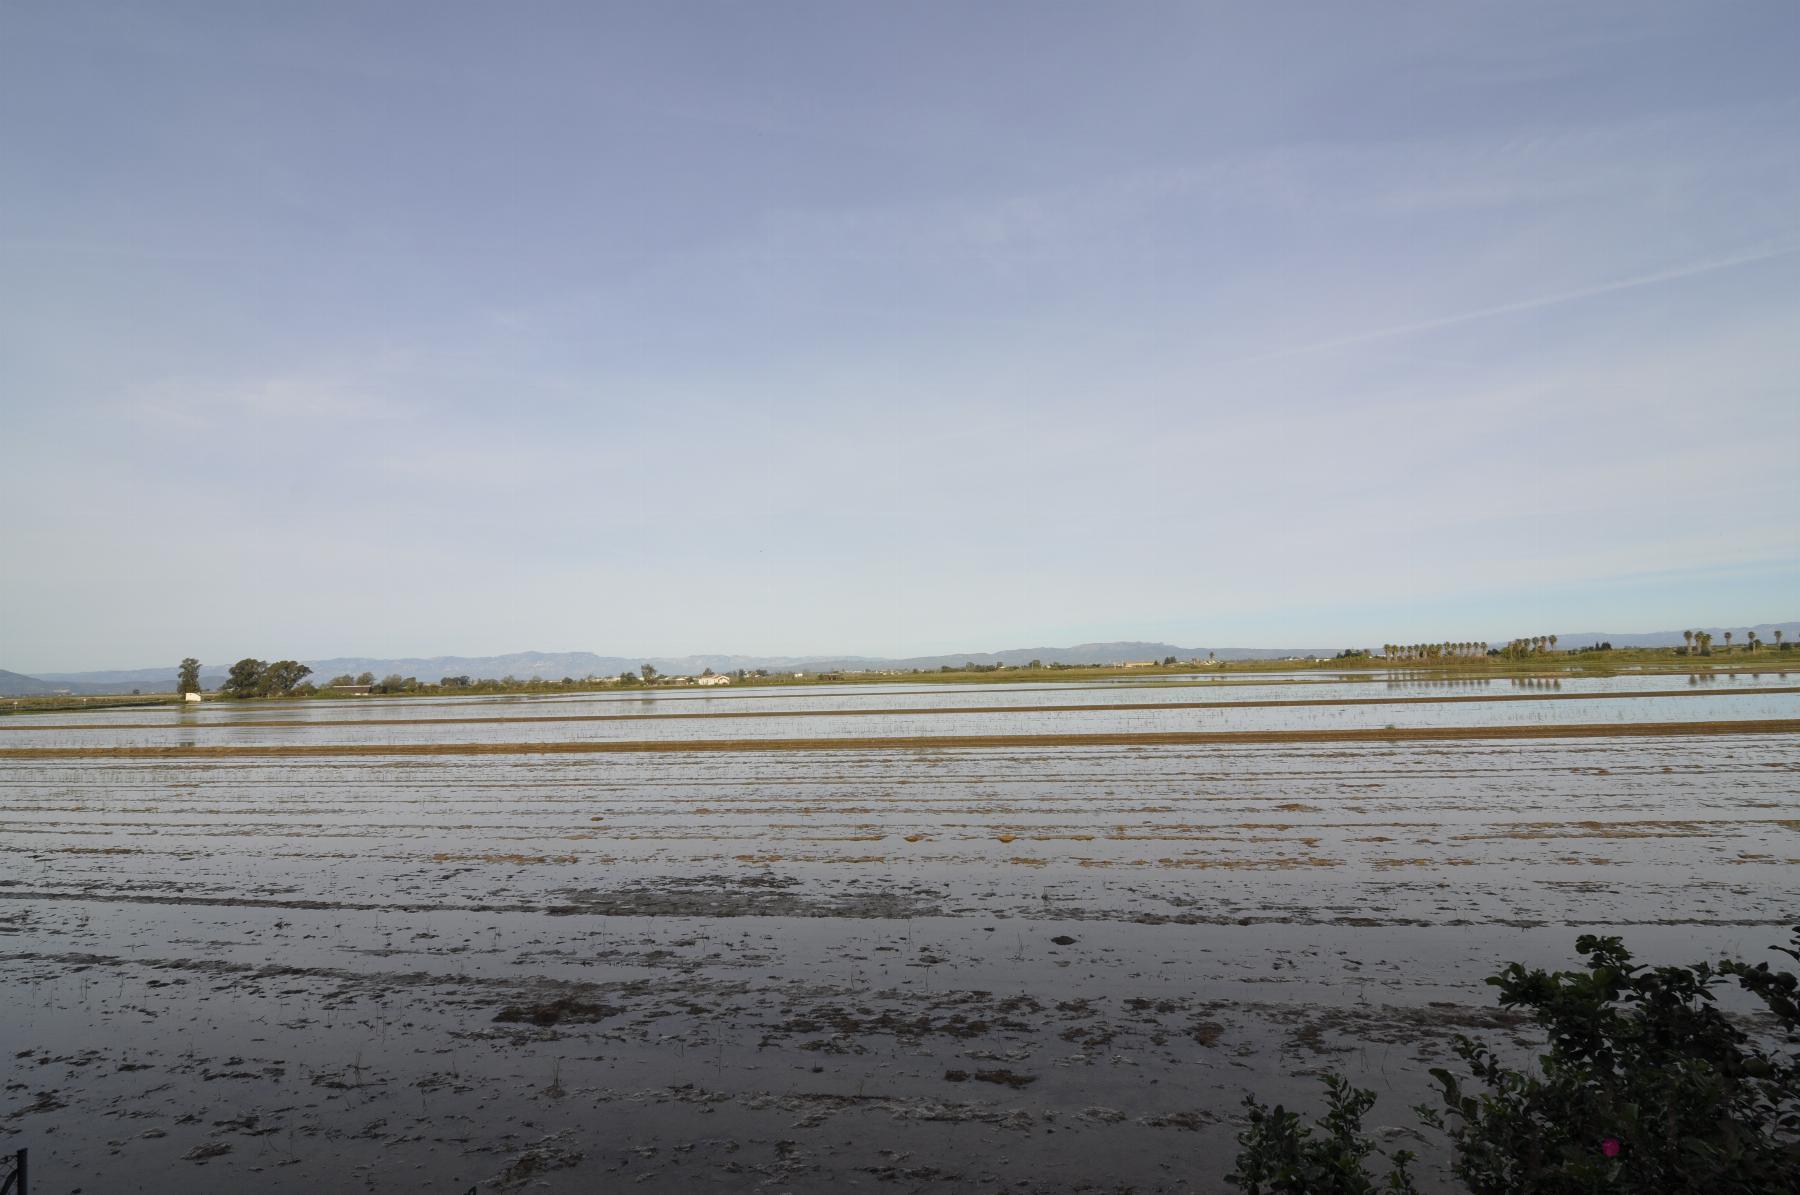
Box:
1241;242;1800;363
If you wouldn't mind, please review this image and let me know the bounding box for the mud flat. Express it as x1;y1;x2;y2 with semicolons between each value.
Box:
2;680;1796;1191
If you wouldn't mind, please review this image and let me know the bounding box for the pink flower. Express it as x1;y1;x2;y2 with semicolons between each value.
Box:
1601;1138;1622;1158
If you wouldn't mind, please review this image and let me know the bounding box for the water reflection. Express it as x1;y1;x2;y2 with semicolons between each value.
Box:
1385;676;1491;691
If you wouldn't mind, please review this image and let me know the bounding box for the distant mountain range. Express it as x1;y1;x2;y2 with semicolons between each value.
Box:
0;668;152;696
8;623;1795;696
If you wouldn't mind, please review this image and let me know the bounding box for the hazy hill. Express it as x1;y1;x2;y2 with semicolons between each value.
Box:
298;642;1350;679
1544;622;1799;649
0;669;153;696
22;623;1795;689
25;642;1338;688
0;669;62;696
25;666;198;689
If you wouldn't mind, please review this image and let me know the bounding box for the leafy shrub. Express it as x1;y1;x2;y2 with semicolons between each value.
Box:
1229;930;1800;1192
1423;930;1799;1192
1228;1072;1418;1193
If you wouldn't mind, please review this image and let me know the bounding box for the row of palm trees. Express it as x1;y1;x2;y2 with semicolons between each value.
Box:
1384;629;1783;662
1501;635;1558;659
1683;628;1784;654
1382;641;1491;660
1382;636;1562;660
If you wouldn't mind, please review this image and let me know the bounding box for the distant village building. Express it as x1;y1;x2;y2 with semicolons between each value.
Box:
1121;660;1157;668
696;674;731;686
184;691;203;703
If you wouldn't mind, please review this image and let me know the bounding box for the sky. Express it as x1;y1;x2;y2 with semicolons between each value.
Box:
2;2;1797;672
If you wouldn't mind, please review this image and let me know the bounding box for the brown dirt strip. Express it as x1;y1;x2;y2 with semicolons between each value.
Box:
7;685;1795;731
1;719;1795;758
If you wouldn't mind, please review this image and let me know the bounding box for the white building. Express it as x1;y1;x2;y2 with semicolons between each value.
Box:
696;674;732;686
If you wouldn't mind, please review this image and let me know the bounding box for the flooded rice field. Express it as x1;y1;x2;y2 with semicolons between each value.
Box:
3;674;1796;1191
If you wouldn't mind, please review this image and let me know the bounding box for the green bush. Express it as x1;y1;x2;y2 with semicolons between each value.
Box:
1229;930;1800;1192
1228;1072;1418;1193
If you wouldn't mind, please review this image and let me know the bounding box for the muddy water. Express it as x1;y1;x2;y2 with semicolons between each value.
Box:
2;687;1796;1192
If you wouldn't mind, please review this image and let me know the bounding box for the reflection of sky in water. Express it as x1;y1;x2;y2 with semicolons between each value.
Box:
9;688;1797;748
10;669;1798;732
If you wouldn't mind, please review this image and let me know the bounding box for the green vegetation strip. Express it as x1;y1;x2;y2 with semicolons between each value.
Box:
7;684;1795;732
2;718;1796;758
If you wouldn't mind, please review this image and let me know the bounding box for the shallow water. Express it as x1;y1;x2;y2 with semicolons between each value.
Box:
2;682;1796;1191
10;668;1797;729
5;673;1797;749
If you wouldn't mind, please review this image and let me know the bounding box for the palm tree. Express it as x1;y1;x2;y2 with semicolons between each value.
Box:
1548;634;1558;652
1776;629;1785;649
1725;630;1734;653
1748;632;1761;652
1683;629;1695;653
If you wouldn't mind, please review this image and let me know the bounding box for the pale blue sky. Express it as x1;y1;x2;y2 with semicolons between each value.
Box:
3;2;1796;671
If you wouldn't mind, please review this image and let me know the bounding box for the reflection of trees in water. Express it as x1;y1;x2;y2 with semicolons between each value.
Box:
1381;670;1494;691
1386;674;1492;691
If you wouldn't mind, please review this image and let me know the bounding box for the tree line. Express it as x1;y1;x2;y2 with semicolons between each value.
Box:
1682;627;1785;655
221;659;314;698
176;657;315;698
1382;641;1510;660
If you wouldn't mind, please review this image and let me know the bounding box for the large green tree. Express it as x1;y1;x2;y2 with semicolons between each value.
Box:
177;657;202;695
260;660;313;695
220;658;312;698
222;658;266;698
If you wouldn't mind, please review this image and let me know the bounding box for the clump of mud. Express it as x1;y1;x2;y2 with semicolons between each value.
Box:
497;1130;584;1188
944;1068;1038;1088
548;872;946;919
493;996;621;1027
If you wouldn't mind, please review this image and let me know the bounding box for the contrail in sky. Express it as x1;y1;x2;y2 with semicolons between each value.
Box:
1249;241;1800;362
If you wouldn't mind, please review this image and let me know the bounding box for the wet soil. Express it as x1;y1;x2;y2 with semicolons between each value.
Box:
3;716;1797;758
1;703;1795;1191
